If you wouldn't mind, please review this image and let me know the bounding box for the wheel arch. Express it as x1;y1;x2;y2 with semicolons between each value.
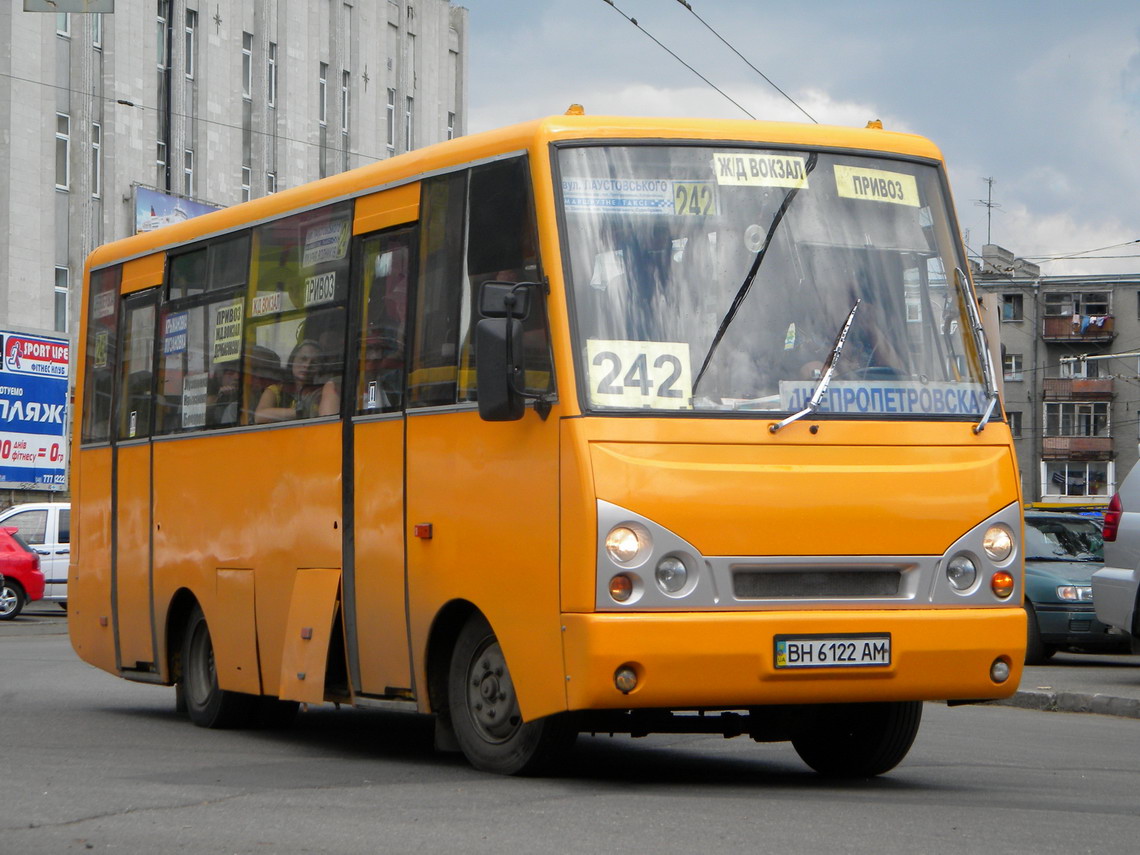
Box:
164;587;202;684
423;598;479;716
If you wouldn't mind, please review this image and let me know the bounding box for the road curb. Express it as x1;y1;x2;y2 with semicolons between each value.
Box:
991;690;1140;720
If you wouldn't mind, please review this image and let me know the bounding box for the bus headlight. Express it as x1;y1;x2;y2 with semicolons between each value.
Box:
983;525;1014;562
654;556;688;594
946;554;977;591
606;525;650;565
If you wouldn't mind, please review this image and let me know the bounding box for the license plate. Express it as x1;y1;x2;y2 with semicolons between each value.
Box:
774;634;891;669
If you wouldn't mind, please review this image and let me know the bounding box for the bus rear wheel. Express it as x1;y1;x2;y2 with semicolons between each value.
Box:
447;613;575;775
791;701;922;778
180;605;257;728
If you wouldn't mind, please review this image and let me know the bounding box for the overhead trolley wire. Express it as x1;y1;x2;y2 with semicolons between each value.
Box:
599;0;756;119
672;0;817;123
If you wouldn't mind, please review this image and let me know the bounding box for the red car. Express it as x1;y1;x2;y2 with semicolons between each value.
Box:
0;526;43;620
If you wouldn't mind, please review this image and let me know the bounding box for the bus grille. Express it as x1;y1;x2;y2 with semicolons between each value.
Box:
732;567;902;599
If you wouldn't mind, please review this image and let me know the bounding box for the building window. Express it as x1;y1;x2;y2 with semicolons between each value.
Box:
447;111;455;140
318;63;328;125
242;32;253;99
241;166;251;202
266;172;277;194
268;42;278;107
340;70;350;133
1002;293;1023;321
1043;461;1110;498
55;113;70;190
405;95;413;151
157;140;167;184
54;267;69;333
1044;401;1109;437
183;149;194;197
157;1;169;69
93;13;102;49
1003;353;1023;382
1061;357;1099;379
56;13;70;38
91;122;102;199
1007;411;1022;437
386;88;396;149
1044;291;1110;317
185;10;197;79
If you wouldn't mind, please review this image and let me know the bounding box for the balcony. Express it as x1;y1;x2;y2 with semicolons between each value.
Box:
1041;436;1114;460
1042;377;1115;400
1041;314;1115;343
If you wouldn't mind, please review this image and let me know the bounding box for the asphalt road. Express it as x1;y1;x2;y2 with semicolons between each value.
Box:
2;609;1139;854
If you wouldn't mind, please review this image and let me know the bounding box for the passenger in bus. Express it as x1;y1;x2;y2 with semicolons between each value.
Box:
207;361;241;426
254;340;326;423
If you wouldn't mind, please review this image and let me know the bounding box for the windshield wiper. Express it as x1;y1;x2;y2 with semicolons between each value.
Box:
691;153;818;396
955;267;1000;433
769;299;860;434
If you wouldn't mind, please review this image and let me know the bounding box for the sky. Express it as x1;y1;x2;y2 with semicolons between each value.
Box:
466;0;1140;277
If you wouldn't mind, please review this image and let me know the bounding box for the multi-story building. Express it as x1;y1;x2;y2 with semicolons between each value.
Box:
974;244;1140;506
0;0;467;501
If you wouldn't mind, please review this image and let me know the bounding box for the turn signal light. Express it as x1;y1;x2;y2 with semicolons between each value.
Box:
609;574;633;602
991;570;1015;598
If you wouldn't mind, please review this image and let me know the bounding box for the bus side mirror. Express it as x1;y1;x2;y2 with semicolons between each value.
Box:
475;317;525;421
475;281;545;422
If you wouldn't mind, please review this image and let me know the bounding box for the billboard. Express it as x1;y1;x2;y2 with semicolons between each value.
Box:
0;332;70;491
135;186;223;234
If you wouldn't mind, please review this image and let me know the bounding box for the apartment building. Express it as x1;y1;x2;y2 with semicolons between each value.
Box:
974;244;1140;506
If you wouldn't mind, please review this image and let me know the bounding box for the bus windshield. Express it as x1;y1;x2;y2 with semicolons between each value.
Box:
558;143;987;418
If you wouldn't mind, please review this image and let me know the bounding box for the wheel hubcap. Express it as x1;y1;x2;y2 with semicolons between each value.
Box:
465;639;521;743
0;587;16;615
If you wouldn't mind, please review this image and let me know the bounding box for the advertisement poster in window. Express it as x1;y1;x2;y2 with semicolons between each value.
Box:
0;331;70;490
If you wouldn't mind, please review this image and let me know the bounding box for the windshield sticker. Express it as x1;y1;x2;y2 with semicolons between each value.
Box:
672;181;717;216
779;380;987;416
833;165;920;207
563;177;673;215
712;153;809;188
587;340;693;410
302;219;350;267
211;300;243;364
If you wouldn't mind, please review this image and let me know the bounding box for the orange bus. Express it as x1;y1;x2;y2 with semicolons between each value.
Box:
70;111;1025;777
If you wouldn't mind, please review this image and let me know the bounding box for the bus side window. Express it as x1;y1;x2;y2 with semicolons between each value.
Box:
80;266;122;444
245;202;352;424
116;294;157;440
356;229;413;414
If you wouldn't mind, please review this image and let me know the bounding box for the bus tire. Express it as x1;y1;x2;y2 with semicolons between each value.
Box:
180;605;257;728
1024;601;1055;665
791;701;922;778
447;613;576;776
0;579;26;620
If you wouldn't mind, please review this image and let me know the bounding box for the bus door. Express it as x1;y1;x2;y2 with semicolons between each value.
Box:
113;289;159;673
344;226;416;698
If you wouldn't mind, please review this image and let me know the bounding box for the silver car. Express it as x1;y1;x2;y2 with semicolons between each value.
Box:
1091;474;1140;652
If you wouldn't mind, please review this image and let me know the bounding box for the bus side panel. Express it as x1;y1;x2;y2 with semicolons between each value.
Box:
69;447;117;673
352;418;410;696
150;425;342;695
558;420;599;614
405;409;565;721
115;443;156;671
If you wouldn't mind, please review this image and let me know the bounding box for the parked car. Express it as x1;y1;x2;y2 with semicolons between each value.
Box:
0;503;70;607
0;526;44;620
1023;511;1127;664
1092;476;1140;651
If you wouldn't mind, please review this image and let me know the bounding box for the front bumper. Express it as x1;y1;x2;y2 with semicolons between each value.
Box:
1036;602;1131;648
561;607;1025;711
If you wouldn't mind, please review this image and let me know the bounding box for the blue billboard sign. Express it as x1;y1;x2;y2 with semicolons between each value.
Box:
135;186;223;234
0;332;70;491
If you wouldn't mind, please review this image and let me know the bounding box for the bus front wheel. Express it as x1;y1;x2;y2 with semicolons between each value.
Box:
180;605;257;728
791;701;922;778
447;613;576;775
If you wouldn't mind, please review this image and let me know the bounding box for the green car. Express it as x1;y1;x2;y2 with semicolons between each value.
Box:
1024;512;1130;664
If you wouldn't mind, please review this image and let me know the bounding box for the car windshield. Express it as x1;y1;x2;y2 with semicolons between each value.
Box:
558;143;987;417
1024;517;1104;562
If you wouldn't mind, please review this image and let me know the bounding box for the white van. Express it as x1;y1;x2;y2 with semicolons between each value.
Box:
0;503;70;607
